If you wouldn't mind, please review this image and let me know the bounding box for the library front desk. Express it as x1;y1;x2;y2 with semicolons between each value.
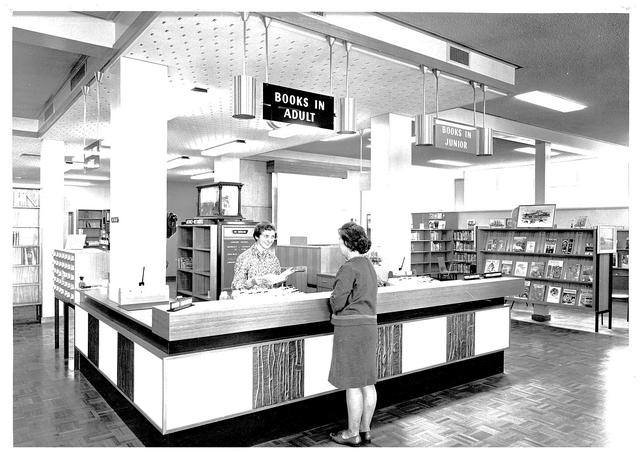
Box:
74;277;523;446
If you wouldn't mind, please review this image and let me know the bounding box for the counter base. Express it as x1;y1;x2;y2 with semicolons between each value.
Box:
77;348;504;446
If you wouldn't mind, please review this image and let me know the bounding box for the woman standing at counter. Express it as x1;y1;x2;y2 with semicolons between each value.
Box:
232;222;293;290
328;222;378;447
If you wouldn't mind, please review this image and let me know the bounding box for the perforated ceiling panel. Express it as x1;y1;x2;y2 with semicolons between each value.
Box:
42;11;500;181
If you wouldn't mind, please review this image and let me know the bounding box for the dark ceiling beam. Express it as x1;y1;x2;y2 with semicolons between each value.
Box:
36;11;160;138
260;12;517;95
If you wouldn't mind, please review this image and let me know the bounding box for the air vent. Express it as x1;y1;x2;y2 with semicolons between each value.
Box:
70;62;87;92
448;46;470;67
44;103;55;121
20;153;40;158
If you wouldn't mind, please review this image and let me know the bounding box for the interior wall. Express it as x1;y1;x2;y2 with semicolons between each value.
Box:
240;160;272;223
276;172;360;245
63;183;110;245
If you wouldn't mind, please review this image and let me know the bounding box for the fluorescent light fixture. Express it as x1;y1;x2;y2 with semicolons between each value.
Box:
268;124;314;139
167;155;190;169
64;161;85;172
514;91;587;112
190;171;215;180
513;147;560;157
201;139;246;157
427;159;471;167
65;174;110;181
64;181;92;187
321;133;354;142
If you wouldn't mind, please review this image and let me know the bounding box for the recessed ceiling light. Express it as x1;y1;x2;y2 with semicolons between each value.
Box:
514;91;587;113
190;171;215;180
268;124;314;139
65;174;110;181
427;159;471;167
64;181;93;187
167;155;190;169
513;147;560;156
320;133;353;142
201;139;246;157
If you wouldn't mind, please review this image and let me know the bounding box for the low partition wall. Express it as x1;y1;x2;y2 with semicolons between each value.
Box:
74;278;521;443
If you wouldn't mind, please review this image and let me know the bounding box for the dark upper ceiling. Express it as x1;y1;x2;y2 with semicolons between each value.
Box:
383;13;629;146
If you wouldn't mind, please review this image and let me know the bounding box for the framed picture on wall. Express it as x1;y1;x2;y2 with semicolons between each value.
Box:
596;225;616;254
515;204;556;228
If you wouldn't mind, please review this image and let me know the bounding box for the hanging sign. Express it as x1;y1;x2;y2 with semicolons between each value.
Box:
434;119;478;154
263;83;334;130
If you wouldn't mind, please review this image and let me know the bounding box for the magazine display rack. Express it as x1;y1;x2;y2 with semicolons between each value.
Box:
13;187;41;322
476;227;612;332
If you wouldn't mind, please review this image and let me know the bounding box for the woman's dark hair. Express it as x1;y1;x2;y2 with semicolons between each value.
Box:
338;221;371;254
253;221;276;240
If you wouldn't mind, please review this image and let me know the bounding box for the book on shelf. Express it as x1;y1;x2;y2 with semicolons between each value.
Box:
489;218;506;228
429;230;442;240
584;242;594;255
578;288;593;307
620;253;629;268
501;260;513;275
561;238;574;254
512;236;527;252
519;280;531;299
484;259;501;273
563;263;581;281
513;261;529;277
525;241;536;253
23;247;39;265
485;239;496;251
529;261;546;278
428;220;446;229
495;239;506;252
561;288;577;305
546;285;561;304
580;264;594;282
529;283;546;303
411;232;419;240
430;242;444;251
545;259;564;279
544;238;557;254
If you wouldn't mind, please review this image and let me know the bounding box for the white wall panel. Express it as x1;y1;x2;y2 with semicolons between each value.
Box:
98;320;118;384
164;347;253;431
475;307;510;355
74;306;88;355
133;343;164;429
402;316;447;373
304;334;335;396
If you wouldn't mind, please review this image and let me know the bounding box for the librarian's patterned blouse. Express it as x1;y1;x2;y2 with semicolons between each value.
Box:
232;243;282;289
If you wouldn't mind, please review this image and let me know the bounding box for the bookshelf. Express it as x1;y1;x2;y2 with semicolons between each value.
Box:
476;227;612;331
177;225;217;301
76;209;110;249
451;228;477;275
411;212;458;278
13;188;41;322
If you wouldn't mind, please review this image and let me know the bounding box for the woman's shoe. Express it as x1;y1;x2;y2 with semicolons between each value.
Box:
330;430;362;447
360;431;371;444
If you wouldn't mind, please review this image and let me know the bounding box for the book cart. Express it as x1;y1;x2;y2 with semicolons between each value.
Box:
476;227;612;332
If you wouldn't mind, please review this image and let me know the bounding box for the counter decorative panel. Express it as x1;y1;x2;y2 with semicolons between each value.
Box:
446;312;475;361
252;340;304;409
88;314;100;366
377;324;402;379
117;334;135;400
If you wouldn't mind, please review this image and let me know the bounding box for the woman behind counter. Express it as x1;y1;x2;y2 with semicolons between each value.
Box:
328;222;378;447
231;221;294;290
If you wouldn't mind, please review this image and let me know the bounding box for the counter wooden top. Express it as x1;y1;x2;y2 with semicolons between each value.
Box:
151;277;523;341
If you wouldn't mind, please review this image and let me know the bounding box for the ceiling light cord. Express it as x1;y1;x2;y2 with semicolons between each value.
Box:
481;83;487;127
470;81;477;127
421;65;427;116
344;41;352;99
95;71;103;141
327;36;335;96
432;69;440;119
261;16;271;83
240;12;250;76
82;85;89;149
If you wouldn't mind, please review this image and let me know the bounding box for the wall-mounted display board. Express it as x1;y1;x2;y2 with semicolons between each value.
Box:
13;187;41;323
476;227;612;332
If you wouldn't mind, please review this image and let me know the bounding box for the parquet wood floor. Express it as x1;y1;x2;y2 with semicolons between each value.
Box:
13;306;633;447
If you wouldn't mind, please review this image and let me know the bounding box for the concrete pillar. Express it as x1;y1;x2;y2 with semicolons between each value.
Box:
108;57;168;301
532;139;552;321
40;139;66;317
370;113;413;275
454;177;464;210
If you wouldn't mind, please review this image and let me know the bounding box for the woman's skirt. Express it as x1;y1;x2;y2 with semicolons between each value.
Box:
328;323;377;389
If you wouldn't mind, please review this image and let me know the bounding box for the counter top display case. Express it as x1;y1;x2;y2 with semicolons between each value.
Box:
73;277;521;445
